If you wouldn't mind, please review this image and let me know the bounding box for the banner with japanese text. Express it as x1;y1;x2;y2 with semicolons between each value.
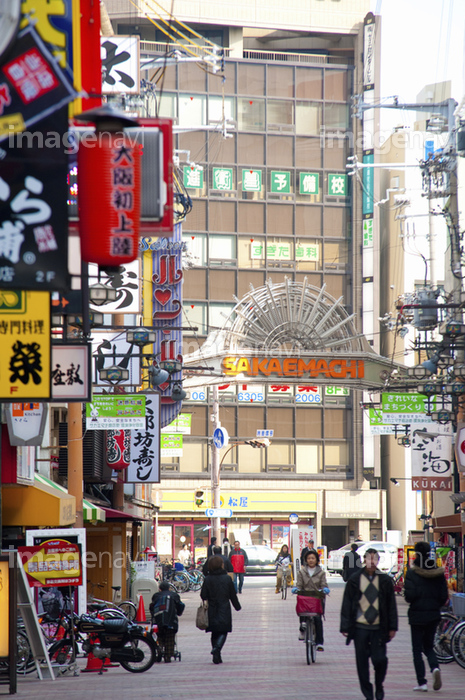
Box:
127;393;161;483
18;540;82;587
411;423;453;491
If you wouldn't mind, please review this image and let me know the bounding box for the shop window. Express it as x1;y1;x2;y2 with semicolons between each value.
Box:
183;302;207;335
238;97;265;131
267;65;294;98
178;94;207;127
208;201;236;232
296;444;322;474
324;69;348;101
182;269;207;299
296;102;321;136
179;443;206;472
209;270;235;300
296;68;323;100
209;234;236;265
238;134;265;164
238;63;265;95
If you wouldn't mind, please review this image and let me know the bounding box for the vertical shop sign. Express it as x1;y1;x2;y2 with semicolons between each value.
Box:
128;393;161;483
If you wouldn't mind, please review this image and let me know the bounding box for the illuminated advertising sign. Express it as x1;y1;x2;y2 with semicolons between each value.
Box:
222;356;364;380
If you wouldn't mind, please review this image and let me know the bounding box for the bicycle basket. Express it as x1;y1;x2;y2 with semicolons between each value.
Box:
41;591;63;619
451;593;465;617
296;595;323;615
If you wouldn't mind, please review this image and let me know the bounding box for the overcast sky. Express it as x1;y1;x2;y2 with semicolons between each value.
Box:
373;0;465;129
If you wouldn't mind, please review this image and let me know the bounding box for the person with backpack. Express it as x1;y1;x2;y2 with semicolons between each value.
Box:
404;541;449;692
342;543;362;582
150;581;185;662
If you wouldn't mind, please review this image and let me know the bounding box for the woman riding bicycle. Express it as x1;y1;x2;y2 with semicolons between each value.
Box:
296;549;329;651
275;545;292;594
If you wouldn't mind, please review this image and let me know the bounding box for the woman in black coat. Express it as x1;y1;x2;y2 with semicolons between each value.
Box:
404;541;449;692
200;555;241;664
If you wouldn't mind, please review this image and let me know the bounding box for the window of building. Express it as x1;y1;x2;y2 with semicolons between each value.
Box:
295;137;322;168
182;268;207;298
296;444;322;474
178;62;207;92
209;270;235;299
296;170;323;204
296;408;322;438
190;406;207;436
156;92;177;119
183;302;207;335
209;132;236;164
296;68;323;100
323;274;346;299
324;409;347;439
266;204;294;236
209;60;236;93
324;69;348;101
267;100;294;131
219;408;236;439
324;103;349;131
237;444;263;473
266;136;294;167
267;65;294;98
324;207;347;238
238;202;265;232
209;234;236;265
209;201;236;232
238;236;265;269
238;133;265;165
267;408;294;437
179;443;206;472
295;205;322;236
237;63;265;95
209;302;235;331
183;232;207;265
324;138;349;170
237;270;265;295
324;241;349;269
266;443;295;472
178;94;207;127
237;406;265;437
209;95;236;124
237;97;265;131
296;102;321;136
324;441;348;467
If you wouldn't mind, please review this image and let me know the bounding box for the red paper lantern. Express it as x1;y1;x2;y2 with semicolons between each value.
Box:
106;430;131;471
78;132;141;265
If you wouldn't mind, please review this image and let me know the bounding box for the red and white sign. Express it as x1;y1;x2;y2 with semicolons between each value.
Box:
18;540;83;587
455;422;465;472
412;477;452;491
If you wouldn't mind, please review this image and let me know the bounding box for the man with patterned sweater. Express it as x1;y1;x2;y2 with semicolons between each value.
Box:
340;548;398;700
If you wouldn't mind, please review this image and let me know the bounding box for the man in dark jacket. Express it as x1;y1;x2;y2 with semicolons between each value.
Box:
150;581;185;662
343;543;362;582
340;548;398;700
404;541;449;692
229;541;248;594
202;546;233;576
207;536;217;558
200;555;241;664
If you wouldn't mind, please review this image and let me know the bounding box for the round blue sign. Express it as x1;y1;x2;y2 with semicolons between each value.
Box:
213;427;229;449
289;513;299;524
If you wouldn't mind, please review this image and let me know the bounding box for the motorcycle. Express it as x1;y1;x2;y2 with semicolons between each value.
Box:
49;613;157;674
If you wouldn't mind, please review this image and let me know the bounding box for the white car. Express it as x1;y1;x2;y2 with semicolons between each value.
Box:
327;541;398;575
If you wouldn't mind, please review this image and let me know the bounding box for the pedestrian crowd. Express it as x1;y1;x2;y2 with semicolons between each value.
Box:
151;538;450;698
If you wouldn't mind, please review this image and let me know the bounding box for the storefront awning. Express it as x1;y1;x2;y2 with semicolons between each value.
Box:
101;506;143;521
3;475;76;527
433;513;463;533
36;474;106;523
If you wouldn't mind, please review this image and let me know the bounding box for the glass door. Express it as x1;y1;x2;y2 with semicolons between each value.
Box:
174;523;193;566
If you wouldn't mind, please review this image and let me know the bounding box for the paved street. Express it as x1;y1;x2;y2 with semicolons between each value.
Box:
6;575;465;699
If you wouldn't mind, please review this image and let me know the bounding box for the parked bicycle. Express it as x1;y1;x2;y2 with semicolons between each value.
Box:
87;581;137;620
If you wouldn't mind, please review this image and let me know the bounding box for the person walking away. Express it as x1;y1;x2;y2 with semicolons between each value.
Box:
296;549;329;651
275;544;293;594
200;555;241;664
222;537;232;557
340;548;398;700
343;543;362;582
150;581;185;662
404;541;448;692
229;541;248;594
207;537;217;558
178;543;191;567
203;546;233;577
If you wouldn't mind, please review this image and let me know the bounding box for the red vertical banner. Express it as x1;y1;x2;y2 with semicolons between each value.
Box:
79;0;101;110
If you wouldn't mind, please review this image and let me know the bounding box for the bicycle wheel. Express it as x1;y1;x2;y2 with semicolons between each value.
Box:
309;619;316;663
434;612;456;664
172;571;189;593
451;621;465;669
16;630;34;674
119;601;137;621
189;570;204;592
281;575;287;600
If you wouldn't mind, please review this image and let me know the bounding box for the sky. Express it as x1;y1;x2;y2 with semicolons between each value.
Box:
372;0;465;130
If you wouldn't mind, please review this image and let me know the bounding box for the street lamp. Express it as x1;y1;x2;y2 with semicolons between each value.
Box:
68;310;104;328
88;282;117;306
98;364;130;384
126;328;157;347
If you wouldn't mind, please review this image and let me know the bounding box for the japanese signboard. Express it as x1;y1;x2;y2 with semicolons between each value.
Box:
5;401;47;445
381;393;434;424
91;330;141;388
88;260;140;314
0;25;76;140
299;172;319;195
161;434;183;457
18;540;82;587
368;407;397;435
250;242;319;262
212;167;233;191
363;218;374;248
183;165;203;189
0;106;70;290
127;393;161;483
271;171;290;193
101;36;139;94
51;344;91;402
85;394;146;430
242;169;262;192
20;0;74;80
328;174;348;196
0;290;50;400
411;424;453;491
160;412;192;435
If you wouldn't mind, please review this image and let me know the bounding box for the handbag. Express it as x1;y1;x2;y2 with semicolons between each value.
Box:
195;600;209;630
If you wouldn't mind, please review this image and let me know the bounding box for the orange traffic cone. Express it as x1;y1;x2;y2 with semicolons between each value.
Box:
82;651;108;673
136;594;146;623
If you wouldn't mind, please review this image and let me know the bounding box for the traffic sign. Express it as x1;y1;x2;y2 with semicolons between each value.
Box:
213;427;229;449
289;513;299;524
205;508;233;518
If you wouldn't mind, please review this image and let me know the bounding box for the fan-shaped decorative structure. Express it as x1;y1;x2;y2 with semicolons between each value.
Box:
224;278;364;353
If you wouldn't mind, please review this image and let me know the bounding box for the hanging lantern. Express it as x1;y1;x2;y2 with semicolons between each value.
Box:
106;429;131;471
76;106;142;266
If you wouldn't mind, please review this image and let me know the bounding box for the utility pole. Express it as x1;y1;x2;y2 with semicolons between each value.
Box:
210;386;221;545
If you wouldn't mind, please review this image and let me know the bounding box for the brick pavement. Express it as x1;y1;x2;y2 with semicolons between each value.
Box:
5;575;464;699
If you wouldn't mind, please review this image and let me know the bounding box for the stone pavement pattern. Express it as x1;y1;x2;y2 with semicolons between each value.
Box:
5;576;465;699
